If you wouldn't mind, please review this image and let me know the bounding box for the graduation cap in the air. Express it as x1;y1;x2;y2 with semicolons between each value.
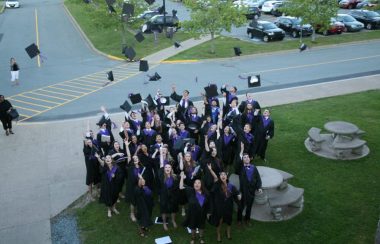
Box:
173;137;184;150
142;94;156;109
139;60;149;72
157;96;170;106
183;137;196;145
149;72;161;81
135;32;145;42
299;43;308;52
25;43;40;59
107;71;114;82
174;41;181;48
124;47;136;60
120;100;132;112
96;115;110;127
204;84;218;98
234;47;242;56
129;93;142;104
248;75;261;88
144;0;155;5
122;3;134;16
187;121;200;131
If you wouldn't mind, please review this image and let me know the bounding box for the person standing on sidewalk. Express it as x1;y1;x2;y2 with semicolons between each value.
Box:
10;58;20;86
0;95;14;136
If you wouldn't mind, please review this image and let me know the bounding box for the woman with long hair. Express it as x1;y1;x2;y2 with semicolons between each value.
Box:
134;177;154;237
83;139;101;200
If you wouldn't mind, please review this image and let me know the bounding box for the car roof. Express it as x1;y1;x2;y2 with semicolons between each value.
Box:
257;20;272;24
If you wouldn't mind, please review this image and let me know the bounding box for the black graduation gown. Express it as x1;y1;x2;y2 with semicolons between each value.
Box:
140;129;157;147
201;155;223;191
182;188;211;229
231;117;255;157
210;181;239;226
96;129;114;155
170;91;194;122
253;116;274;159
237;161;262;204
108;148;127;194
99;165;122;207
125;165;143;205
83;145;101;186
238;100;261;114
138;152;155;191
134;186;154;227
158;169;179;214
217;131;236;167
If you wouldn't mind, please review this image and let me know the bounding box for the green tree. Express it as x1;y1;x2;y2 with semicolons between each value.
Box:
182;0;247;54
281;0;339;41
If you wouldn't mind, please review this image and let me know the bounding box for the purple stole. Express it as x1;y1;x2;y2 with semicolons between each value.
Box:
179;130;189;139
244;133;254;144
211;106;219;124
191;114;200;122
191;146;200;160
262;116;271;128
165;177;174;188
196;191;205;207
223;134;234;145
131;120;141;128
107;166;117;182
207;130;216;139
247;112;254;124
143;129;155;137
227;93;237;103
133;167;143;178
100;129;110;136
185;165;194;180
143;186;152;196
244;165;255;182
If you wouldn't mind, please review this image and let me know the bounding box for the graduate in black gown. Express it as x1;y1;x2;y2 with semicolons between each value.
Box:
253;109;275;161
202;136;223;191
209;170;241;242
134;177;154;237
83;139;101;200
158;151;179;231
108;141;127;200
218;124;236;169
180;173;211;244
95;154;123;218
236;143;262;225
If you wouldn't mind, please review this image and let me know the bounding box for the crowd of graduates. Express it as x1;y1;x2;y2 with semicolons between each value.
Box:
83;84;274;243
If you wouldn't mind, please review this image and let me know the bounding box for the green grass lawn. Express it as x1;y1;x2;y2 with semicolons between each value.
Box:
77;90;380;244
64;0;192;59
167;30;380;60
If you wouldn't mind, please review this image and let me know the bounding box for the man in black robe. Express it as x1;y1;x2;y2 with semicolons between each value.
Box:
253;109;274;161
0;95;14;136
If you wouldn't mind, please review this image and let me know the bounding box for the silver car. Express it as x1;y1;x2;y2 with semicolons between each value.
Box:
336;14;364;32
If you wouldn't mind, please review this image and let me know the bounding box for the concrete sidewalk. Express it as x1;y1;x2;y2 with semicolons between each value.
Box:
0;74;379;243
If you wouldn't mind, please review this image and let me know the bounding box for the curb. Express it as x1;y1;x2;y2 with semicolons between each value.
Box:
62;3;124;62
0;1;5;14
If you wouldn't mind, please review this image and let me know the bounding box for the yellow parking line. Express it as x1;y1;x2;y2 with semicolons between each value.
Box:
84;75;104;81
47;86;85;94
19;114;31;118
18;94;61;105
38;89;79;98
29;91;70;101
65;80;100;89
58;83;94;91
13;105;43;113
9;98;52;109
76;79;105;85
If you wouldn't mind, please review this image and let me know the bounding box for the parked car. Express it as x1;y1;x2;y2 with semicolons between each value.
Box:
141;15;180;33
336;14;364;31
316;18;345;35
356;0;378;8
349;10;380;29
261;0;283;13
271;2;284;16
138;10;161;21
247;20;285;41
5;0;20;8
338;0;362;9
275;16;313;37
245;6;261;19
233;0;259;7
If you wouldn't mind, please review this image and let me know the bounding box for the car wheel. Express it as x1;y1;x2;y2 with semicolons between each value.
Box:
323;30;328;36
366;23;372;30
263;35;269;42
292;30;298;38
250;33;254;39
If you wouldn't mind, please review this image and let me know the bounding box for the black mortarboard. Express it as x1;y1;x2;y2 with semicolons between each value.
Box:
25;43;40;59
107;71;114;81
174;41;181;48
124;47;136;60
173;137;184;150
134;31;145;42
120;100;132;112
139;60;149;72
145;0;155;5
183;138;196;145
149;72;161;81
204;85;218;98
234;47;242;56
299;43;307;52
143;94;156;109
96;115;108;127
129;93;142;104
105;0;115;5
187;122;200;131
122;3;134;15
108;5;116;13
248;75;261;88
158;96;170;106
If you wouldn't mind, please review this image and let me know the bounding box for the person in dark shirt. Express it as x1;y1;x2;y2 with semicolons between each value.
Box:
0;95;14;136
10;58;20;86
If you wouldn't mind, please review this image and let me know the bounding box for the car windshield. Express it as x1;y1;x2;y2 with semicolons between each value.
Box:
262;23;278;29
291;19;301;25
366;11;380;17
343;15;356;22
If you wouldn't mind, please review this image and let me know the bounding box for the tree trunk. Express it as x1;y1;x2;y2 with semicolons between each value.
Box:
210;32;215;54
311;29;316;42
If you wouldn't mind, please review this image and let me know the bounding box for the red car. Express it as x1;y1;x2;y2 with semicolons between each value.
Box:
338;0;362;9
316;18;345;35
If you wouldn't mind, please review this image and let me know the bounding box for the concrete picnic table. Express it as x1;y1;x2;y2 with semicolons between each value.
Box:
324;121;359;143
254;166;284;204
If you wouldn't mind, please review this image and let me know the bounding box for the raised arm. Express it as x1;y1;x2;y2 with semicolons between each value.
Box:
95;153;105;167
204;135;210;152
207;163;218;182
125;139;132;163
178;152;184;171
179;171;186;189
